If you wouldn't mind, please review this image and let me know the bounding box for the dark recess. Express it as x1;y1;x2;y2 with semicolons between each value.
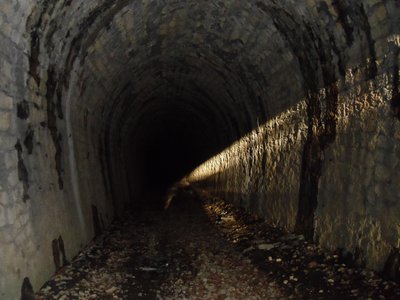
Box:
383;247;400;282
92;205;102;238
126;115;213;208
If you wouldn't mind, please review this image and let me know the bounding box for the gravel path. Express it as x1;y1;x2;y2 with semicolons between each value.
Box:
36;187;400;299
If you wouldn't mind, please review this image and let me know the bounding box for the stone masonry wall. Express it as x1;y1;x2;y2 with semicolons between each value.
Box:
189;0;400;273
0;0;399;299
0;1;112;299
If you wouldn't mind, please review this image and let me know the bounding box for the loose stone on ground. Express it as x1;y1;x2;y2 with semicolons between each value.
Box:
36;188;400;299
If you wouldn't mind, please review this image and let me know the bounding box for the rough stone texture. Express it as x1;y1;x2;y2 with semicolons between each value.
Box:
0;0;399;299
188;0;400;273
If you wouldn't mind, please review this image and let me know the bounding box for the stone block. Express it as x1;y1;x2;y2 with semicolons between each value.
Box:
374;164;391;182
371;4;388;23
17;212;29;228
0;135;17;151
0;112;11;131
6;206;15;226
0;207;6;227
4;151;17;170
7;169;18;187
0;92;13;110
0;191;10;206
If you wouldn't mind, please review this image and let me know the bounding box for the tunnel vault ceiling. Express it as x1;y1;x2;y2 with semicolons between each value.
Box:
1;0;400;297
23;0;398;209
26;0;312;206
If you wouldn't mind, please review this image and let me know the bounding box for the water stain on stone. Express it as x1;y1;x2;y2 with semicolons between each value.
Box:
332;0;354;46
64;0;73;7
15;140;30;202
58;235;69;267
263;4;340;240
357;4;378;80
21;277;35;300
92;205;102;238
46;66;64;190
24;126;35;155
51;236;69;273
52;238;61;272
17;100;30;120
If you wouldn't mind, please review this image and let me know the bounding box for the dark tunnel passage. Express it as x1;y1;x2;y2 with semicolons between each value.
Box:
126;106;221;207
103;54;261;212
1;0;400;298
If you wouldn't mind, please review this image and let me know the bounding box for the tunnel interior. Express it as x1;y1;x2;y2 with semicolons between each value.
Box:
78;2;279;212
102;58;260;209
1;0;400;298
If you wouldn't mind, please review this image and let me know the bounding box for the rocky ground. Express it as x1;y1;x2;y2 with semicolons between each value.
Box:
36;187;400;299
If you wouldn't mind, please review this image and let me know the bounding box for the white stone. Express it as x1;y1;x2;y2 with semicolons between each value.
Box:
257;243;279;251
4;151;17;169
0;207;7;227
10;188;23;204
1;226;16;243
6;207;16;226
7;169;19;187
0;112;11;131
17;212;29;227
0;192;10;206
14;228;27;246
0;92;13;110
0;135;16;150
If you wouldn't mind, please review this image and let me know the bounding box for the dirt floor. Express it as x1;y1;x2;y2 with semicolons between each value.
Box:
36;187;400;299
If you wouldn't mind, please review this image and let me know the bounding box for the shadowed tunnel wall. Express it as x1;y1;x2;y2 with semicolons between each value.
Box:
0;0;399;298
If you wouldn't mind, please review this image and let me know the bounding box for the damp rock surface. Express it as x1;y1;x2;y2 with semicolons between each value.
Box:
36;188;400;299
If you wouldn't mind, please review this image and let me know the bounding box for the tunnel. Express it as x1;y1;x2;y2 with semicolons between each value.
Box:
0;0;400;298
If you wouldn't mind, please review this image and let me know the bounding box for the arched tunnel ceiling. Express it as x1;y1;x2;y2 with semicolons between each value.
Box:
30;0;303;129
25;0;399;207
43;0;304;204
1;0;400;297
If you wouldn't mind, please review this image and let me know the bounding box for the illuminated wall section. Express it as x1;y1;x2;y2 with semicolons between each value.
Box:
190;40;400;270
190;100;308;230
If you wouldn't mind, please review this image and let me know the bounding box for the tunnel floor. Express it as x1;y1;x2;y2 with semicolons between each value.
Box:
36;188;400;300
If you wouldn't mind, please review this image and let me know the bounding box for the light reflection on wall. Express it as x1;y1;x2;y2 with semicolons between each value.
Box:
188;100;308;230
188;67;400;269
316;71;400;270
